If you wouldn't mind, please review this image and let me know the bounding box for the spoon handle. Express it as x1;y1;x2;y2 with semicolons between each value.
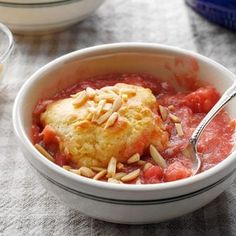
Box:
190;82;236;146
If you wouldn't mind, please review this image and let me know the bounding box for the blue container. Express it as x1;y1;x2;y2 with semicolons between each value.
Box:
186;0;236;30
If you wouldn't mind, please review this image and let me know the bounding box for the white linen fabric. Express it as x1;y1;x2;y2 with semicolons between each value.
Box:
1;0;236;235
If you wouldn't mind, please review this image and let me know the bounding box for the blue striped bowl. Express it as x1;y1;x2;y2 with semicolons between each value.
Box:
13;43;236;224
186;0;236;30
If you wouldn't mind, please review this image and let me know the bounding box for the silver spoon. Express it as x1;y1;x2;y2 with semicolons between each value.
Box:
184;82;236;175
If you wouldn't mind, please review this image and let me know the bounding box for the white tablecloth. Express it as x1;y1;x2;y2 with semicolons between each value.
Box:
1;0;236;235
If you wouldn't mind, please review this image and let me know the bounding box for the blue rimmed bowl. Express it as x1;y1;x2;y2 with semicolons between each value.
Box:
186;0;236;31
0;0;105;34
13;43;236;224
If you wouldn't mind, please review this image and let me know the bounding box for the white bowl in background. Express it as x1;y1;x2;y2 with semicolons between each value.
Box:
13;43;236;224
0;0;105;34
2;0;66;3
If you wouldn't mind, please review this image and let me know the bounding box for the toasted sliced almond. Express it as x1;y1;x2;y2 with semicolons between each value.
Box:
96;110;113;125
57;142;63;152
76;120;90;129
63;165;71;171
137;160;146;166
101;86;113;91
122;94;128;102
113;172;126;180
101;86;119;94
86;87;96;98
104;112;119;129
64;147;70;156
93;170;107;180
117;162;124;170
69;169;81;175
95;93;117;102
103;103;113;111
108;178;121;184
79;167;95;178
127;153;140;164
168;105;175;111
87;100;96;107
73;90;87;107
107;157;117;178
143;162;153;171
35;144;55;162
169;113;180;123
91;167;106;172
121;169;140;182
120;88;136;96
101;88;118;96
88;107;96;114
159;105;168;121
149;145;167;168
92;99;106;121
67;114;78;124
86;112;93;121
112;96;122;112
175;123;184;136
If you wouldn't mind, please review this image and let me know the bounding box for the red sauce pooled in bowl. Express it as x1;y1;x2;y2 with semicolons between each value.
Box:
32;74;236;184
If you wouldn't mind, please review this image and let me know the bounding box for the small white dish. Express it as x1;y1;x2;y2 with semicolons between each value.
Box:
0;0;105;34
13;43;236;224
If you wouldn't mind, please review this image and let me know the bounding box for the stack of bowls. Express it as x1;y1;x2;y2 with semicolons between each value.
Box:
0;0;105;34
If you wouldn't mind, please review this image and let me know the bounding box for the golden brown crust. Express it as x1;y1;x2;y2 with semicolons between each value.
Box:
40;83;168;168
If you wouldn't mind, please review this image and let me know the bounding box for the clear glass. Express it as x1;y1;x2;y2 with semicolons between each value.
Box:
0;23;14;82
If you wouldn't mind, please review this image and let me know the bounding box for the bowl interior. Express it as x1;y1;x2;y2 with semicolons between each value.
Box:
20;46;236;138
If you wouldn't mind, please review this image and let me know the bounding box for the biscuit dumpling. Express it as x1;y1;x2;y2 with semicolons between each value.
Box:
40;83;168;168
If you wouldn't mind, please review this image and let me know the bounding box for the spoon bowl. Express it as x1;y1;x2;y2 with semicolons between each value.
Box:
188;82;236;175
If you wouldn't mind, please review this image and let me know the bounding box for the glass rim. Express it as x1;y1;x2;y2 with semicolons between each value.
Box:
0;23;14;63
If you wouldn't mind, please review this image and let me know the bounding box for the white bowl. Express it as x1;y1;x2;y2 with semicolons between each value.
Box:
0;0;105;34
13;43;236;224
2;0;66;3
3;0;65;4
